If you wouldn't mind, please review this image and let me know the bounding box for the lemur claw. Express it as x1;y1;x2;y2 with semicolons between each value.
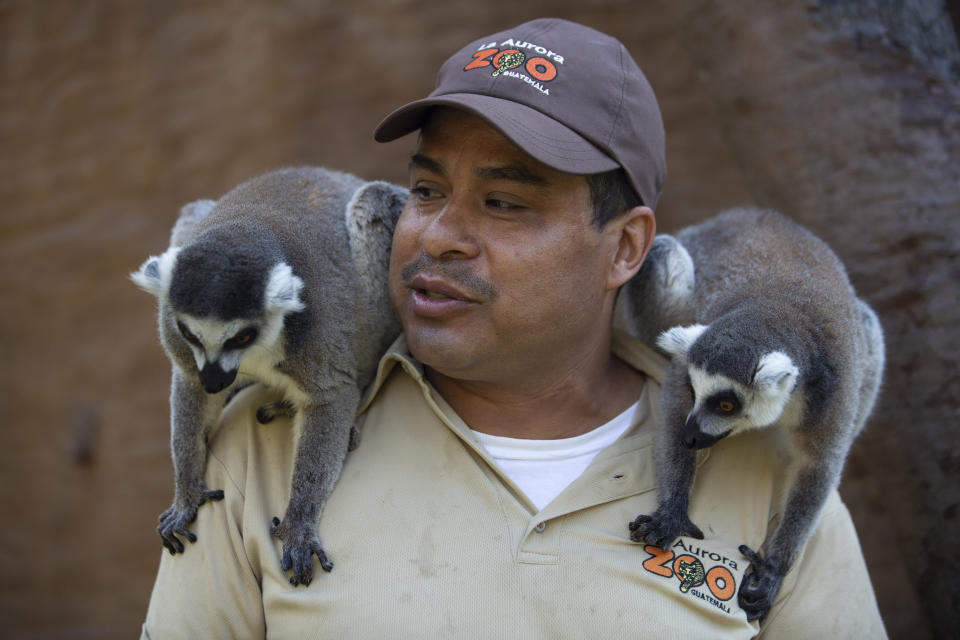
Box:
271;515;333;586
256;400;296;424
629;506;704;548
157;487;224;554
737;544;783;623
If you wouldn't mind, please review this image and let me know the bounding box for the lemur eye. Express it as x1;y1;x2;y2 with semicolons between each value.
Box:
707;392;740;414
224;327;259;350
177;322;200;346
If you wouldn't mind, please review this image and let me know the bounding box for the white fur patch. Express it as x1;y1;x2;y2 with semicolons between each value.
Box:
264;263;305;314
236;349;310;409
747;384;797;429
746;352;799;428
130;247;182;300
657;324;708;358
753;351;799;392
255;308;289;359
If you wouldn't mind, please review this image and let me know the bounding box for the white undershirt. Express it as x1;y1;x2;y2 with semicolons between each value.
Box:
470;401;639;512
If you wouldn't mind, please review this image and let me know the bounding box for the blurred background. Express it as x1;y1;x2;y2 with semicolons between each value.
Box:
1;0;958;637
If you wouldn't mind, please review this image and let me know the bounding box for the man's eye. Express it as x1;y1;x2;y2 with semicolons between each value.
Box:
412;186;442;200
485;199;523;211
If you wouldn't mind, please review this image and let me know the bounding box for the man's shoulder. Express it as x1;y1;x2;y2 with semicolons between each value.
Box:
207;385;297;489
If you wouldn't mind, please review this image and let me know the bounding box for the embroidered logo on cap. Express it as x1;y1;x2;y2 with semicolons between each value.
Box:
491;50;525;77
463;38;563;95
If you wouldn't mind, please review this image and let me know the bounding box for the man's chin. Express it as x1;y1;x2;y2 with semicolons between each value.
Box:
404;328;480;374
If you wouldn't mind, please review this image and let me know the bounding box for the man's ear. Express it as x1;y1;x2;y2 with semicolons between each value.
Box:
606;205;656;290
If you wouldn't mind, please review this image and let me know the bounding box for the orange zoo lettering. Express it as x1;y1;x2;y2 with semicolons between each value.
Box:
525;57;557;81
464;48;499;71
641;544;674;578
464;48;559;82
705;566;736;601
642;545;738;601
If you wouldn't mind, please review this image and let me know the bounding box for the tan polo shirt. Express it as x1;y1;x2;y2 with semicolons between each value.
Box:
141;331;886;639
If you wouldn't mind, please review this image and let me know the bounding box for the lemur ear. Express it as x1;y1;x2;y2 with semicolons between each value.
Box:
345;181;408;239
654;235;696;304
170;199;216;247
130;247;181;299
656;324;708;358
265;262;306;314
345;180;409;287
753;351;799;393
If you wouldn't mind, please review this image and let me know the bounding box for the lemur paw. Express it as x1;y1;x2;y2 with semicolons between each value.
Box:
629;505;704;548
256;400;296;424
157;487;224;554
737;545;784;623
271;516;333;586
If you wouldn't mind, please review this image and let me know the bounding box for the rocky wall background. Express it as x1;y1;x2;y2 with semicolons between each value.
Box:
1;1;957;637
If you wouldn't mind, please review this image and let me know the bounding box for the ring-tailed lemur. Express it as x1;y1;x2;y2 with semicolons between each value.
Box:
132;167;406;586
620;208;884;623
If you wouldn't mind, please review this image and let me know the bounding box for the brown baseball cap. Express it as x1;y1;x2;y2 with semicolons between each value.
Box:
374;18;666;209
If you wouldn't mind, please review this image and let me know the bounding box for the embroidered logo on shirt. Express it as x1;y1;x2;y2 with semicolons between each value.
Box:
676;556;707;593
641;539;740;614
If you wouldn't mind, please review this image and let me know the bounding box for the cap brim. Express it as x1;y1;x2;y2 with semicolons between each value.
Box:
374;94;619;176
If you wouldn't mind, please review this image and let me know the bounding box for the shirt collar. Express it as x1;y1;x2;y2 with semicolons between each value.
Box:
356;330;706;513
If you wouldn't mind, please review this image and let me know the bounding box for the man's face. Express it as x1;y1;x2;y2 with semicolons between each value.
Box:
388;108;625;383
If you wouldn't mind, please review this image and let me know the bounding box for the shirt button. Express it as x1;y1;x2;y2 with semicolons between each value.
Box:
535;522;547;533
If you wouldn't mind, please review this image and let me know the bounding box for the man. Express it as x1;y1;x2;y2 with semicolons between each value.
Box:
141;18;885;638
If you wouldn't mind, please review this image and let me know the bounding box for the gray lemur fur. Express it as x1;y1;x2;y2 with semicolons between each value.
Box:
620;208;884;623
131;167;405;586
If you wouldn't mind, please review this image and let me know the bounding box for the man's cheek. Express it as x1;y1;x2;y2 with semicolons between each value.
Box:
389;216;423;276
390;209;418;254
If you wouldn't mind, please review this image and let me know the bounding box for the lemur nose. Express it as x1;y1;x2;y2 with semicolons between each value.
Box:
683;427;731;450
199;363;237;394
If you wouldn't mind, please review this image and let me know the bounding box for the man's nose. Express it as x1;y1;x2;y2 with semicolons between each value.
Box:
420;198;480;260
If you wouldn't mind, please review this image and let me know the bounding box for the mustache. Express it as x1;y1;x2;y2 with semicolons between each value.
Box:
400;252;499;301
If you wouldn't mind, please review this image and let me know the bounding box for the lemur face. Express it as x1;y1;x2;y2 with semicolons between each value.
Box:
683;351;799;449
132;248;306;395
174;314;266;393
658;324;800;450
